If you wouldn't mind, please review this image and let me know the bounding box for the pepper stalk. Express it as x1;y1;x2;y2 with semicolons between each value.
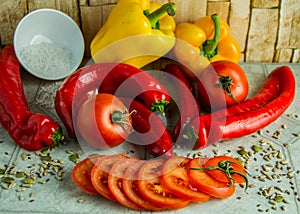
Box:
201;14;221;59
144;2;177;30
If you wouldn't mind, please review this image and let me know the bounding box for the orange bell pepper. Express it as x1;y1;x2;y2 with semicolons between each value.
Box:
173;14;241;73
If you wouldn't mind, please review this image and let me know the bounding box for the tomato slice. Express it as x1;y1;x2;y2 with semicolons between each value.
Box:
108;158;144;210
122;160;166;211
187;158;235;198
137;159;191;209
203;156;247;184
71;155;102;194
91;154;127;201
161;156;211;202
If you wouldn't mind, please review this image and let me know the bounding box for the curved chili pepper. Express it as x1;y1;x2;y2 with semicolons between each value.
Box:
182;66;295;149
120;98;173;159
0;45;63;151
163;63;200;142
98;64;171;113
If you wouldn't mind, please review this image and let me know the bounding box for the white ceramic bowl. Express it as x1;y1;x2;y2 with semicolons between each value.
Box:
13;8;84;80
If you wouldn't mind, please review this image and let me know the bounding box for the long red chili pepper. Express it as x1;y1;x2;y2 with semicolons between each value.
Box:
182;66;295;149
163;63;200;142
120;98;173;158
98;64;171;113
0;45;63;151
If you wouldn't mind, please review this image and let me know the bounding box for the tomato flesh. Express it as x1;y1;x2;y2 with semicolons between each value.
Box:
187;158;235;198
71;155;101;194
161;156;211;202
137;159;191;209
108;158;144;210
91;154;127;201
203;156;247;184
122;160;166;211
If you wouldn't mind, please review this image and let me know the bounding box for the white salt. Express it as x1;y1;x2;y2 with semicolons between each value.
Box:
20;42;72;79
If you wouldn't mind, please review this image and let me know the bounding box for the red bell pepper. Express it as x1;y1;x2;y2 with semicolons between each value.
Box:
182;66;296;149
120;98;173;158
0;45;63;151
55;63;170;138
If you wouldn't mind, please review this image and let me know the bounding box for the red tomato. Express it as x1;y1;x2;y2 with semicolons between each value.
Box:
187;158;235;198
108;158;144;210
161;156;211;202
198;60;249;111
90;154;127;201
71;155;102;194
77;93;132;149
122;160;166;211
203;156;247;184
137;159;191;209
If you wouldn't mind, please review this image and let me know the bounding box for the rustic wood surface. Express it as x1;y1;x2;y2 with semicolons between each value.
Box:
0;0;299;62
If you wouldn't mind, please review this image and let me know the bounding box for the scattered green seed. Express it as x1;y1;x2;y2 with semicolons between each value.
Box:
252;145;261;153
16;171;25;178
275;195;284;203
69;154;78;163
23;177;35;185
3;176;15;184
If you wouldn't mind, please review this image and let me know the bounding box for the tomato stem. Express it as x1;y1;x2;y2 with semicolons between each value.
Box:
186;160;249;190
218;74;239;103
111;110;136;134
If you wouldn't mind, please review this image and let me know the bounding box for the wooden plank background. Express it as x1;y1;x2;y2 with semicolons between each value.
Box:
0;0;299;63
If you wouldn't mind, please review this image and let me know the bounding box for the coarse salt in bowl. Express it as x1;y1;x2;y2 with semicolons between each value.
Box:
13;8;84;80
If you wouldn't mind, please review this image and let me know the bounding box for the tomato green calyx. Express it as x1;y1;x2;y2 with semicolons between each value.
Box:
218;74;239;103
150;100;170;114
111;110;135;134
182;126;199;146
201;14;220;60
187;160;249;190
144;2;177;30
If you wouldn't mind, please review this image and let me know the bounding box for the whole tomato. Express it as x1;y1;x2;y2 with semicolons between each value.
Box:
76;93;132;149
198;60;248;111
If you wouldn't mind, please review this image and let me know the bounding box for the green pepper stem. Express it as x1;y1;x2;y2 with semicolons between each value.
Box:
111;110;136;134
144;2;177;30
201;14;221;59
150;100;170;114
51;127;64;147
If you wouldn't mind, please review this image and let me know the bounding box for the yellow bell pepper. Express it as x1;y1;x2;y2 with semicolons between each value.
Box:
173;14;241;73
90;0;177;68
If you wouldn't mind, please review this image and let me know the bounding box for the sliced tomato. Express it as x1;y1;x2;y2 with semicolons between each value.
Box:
91;154;127;201
108;158;144;210
187;158;235;198
137;159;191;209
161;156;211;202
203;155;247;184
71;155;102;194
122;160;166;211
